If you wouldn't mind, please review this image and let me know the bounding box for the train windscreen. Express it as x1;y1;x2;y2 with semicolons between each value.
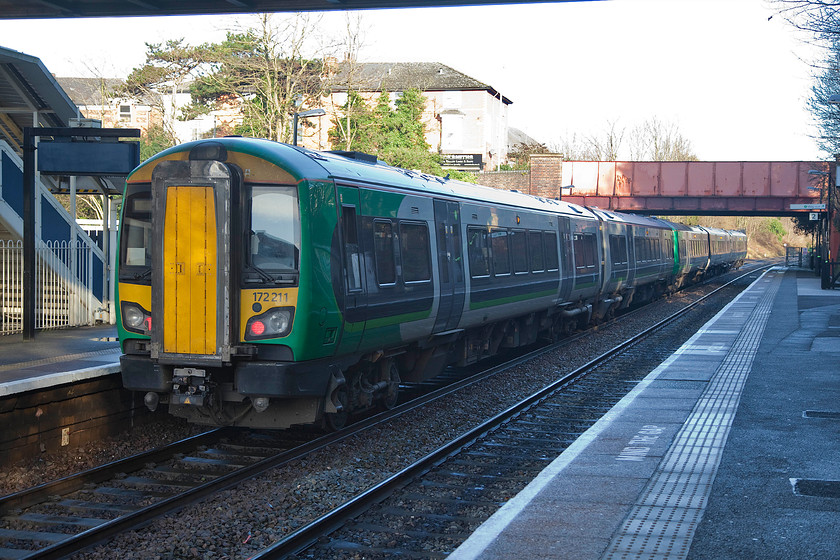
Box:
247;185;301;273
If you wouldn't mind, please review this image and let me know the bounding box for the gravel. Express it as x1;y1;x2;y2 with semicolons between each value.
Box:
0;418;204;496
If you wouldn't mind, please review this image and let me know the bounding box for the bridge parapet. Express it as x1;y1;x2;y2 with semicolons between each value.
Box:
531;159;831;216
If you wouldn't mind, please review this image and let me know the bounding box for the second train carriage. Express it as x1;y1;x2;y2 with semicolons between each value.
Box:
117;138;746;430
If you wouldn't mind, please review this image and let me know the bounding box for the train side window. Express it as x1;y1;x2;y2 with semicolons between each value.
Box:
468;227;490;278
491;229;511;276
400;222;431;282
374;220;396;286
511;229;528;273
528;231;544;272
609;234;628;266
119;188;152;272
573;233;597;271
544;232;559;272
634;237;645;262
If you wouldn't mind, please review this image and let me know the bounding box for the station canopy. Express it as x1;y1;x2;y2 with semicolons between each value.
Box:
0;0;579;19
0;46;127;195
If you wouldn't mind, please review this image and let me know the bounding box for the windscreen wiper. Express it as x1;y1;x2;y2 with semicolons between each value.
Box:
132;268;152;281
244;264;279;284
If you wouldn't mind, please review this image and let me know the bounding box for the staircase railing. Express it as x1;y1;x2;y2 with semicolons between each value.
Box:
0;139;110;334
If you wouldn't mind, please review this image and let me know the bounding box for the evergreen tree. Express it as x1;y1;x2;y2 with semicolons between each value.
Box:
330;88;444;176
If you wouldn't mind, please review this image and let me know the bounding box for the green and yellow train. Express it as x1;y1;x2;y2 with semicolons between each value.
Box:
117;137;746;429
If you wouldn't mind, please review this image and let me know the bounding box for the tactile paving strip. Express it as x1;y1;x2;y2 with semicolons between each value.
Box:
602;271;782;560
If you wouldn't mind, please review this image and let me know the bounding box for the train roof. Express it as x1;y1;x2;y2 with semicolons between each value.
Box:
132;137;598;221
588;208;674;229
664;221;702;233
699;226;735;237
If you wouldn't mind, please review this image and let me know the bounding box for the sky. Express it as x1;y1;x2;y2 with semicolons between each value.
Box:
0;0;824;161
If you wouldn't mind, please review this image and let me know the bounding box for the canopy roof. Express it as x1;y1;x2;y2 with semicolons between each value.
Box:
0;0;581;19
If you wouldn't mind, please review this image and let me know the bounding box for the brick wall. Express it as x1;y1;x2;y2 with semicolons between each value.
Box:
529;154;565;199
477;170;530;191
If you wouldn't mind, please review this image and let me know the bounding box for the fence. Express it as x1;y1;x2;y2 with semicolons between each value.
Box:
0;239;97;335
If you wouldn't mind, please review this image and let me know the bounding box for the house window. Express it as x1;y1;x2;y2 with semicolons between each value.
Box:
442;91;462;110
441;113;464;151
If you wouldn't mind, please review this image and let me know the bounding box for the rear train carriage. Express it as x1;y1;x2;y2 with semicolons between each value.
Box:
701;226;739;274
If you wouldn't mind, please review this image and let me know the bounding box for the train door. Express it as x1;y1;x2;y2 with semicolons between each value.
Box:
335;185;367;352
150;159;233;364
432;199;465;333
624;226;636;287
558;216;574;301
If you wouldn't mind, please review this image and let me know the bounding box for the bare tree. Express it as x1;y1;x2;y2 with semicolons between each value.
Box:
548;132;586;160
629;117;697;161
554;120;625;161
771;0;840;36
326;13;371;151
770;1;840;153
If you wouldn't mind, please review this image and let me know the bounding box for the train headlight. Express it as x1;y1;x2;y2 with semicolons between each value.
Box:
121;302;151;335
246;307;294;340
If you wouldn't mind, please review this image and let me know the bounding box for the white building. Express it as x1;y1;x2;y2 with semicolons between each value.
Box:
322;62;512;171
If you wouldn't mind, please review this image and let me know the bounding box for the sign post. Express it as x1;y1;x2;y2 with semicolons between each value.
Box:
22;127;140;340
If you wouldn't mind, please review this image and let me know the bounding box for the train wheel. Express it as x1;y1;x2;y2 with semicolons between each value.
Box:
379;359;401;410
324;386;349;431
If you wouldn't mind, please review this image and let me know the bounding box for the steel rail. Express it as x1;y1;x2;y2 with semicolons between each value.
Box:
0;428;229;515
249;263;772;559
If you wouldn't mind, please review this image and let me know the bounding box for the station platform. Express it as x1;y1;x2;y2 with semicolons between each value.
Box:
0;323;120;397
449;267;840;560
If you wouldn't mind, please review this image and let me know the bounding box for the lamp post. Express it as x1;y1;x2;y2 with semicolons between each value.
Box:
826;96;840;287
808;168;830;283
292;108;326;147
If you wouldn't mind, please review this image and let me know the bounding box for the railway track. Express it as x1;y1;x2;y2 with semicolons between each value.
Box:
0;262;772;560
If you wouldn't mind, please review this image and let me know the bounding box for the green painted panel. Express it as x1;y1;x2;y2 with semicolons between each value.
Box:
361;188;405;217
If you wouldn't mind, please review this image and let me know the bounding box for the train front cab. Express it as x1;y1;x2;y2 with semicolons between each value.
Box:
118;141;340;428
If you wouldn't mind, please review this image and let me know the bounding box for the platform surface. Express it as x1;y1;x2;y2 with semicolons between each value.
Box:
449;268;840;560
0;324;120;396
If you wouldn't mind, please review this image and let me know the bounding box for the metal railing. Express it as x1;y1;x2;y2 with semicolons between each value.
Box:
0;239;97;335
